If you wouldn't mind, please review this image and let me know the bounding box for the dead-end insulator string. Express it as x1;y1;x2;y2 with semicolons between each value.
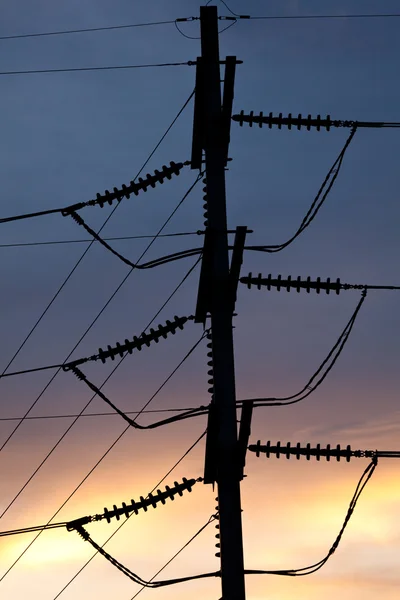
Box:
62;161;190;215
66;477;199;530
232;110;400;131
240;273;400;294
63;315;194;370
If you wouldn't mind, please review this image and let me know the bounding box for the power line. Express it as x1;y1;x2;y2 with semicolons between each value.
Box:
0;19;186;41
244;127;357;253
53;430;207;599
245;13;400;21
244;458;377;576
0;88;195;455
238;290;366;408
0;61;193;77
0;257;202;582
0;231;202;248
0;407;201;422
130;513;217;599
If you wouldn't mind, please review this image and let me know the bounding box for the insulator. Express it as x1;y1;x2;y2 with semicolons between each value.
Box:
202;177;209;227
102;477;196;524
249;441;355;463
214;499;220;557
206;333;215;398
97;315;192;364
93;161;186;208
232;111;343;132
240;273;343;295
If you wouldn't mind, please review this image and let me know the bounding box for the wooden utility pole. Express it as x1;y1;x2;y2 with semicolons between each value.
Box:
192;6;247;599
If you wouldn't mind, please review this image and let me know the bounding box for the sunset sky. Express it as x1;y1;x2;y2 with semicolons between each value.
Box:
1;1;400;599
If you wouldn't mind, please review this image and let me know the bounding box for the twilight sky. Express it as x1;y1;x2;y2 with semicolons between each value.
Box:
1;1;400;599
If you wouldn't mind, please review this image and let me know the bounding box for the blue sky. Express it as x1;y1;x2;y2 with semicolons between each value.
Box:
1;1;400;599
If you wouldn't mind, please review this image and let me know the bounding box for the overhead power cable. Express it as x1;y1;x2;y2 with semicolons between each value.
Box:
242;13;400;21
244;127;356;253
66;337;210;430
0;88;195;456
0;258;201;583
237;290;366;408
0;231;202;248
0;61;194;77
61;457;376;587
130;513;217;599
244;458;377;577
0;19;192;41
52;430;207;599
0;407;200;423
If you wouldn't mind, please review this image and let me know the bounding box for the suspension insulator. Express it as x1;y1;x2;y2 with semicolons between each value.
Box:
92;161;187;208
240;273;343;295
96;315;193;364
102;477;197;524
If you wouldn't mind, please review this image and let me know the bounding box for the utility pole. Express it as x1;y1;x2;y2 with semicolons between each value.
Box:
192;6;247;599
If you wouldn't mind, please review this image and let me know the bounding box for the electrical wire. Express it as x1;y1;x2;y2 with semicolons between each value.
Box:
52;430;207;599
73;522;219;588
245;127;357;254
0;61;193;77
0;19;184;41
245;13;400;21
0;88;195;455
244;458;377;577
215;2;400;20
0;407;201;422
238;290;366;408
130;513;217;599
66;172;203;270
0;257;202;583
0;231;202;248
67;335;210;429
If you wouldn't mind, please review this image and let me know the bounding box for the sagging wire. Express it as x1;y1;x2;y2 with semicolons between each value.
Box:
245;127;357;254
0;88;196;457
66;331;210;430
244;457;377;576
52;430;208;599
74;518;220;588
66;171;203;270
238;290;366;408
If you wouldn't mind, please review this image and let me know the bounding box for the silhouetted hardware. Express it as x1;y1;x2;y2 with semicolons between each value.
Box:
232;110;400;131
62;161;189;216
240;273;400;294
214;498;220;557
63;315;193;369
67;477;198;531
249;441;400;461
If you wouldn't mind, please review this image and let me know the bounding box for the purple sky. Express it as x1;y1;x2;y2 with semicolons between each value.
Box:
1;1;400;599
